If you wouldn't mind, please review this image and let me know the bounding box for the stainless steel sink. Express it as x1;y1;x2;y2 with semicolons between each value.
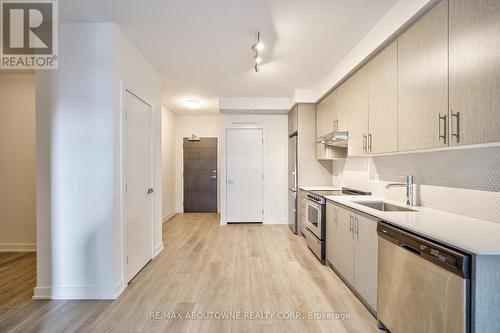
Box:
352;201;416;212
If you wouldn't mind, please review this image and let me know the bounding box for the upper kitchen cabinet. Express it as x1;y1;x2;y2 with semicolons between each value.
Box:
316;89;337;137
316;90;347;160
294;103;335;183
367;41;398;154
449;0;500;146
343;66;369;157
288;105;298;135
397;0;449;151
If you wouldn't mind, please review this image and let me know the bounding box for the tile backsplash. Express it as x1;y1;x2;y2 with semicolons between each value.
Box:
332;146;500;223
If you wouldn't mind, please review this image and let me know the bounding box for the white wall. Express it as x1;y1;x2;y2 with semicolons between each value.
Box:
35;23;163;300
220;114;288;225
162;106;176;221
0;74;36;252
35;23;115;299
332;147;500;223
174;115;221;213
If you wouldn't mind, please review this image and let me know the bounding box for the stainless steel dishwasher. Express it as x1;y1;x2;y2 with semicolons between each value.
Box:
377;222;471;333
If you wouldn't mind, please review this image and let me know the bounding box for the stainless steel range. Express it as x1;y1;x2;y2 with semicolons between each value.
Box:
303;188;371;263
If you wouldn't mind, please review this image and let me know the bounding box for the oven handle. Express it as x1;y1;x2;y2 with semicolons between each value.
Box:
305;199;322;210
303;227;321;245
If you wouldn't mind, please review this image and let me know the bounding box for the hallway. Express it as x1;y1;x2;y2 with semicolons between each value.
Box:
0;214;378;333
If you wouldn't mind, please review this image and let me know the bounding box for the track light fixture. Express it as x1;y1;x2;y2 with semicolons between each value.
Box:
252;31;264;72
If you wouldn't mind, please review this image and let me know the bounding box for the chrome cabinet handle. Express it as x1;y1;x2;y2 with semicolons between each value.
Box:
333;208;337;225
349;216;354;239
368;134;372;153
451;111;460;143
438;113;447;144
363;134;367;153
355;217;359;240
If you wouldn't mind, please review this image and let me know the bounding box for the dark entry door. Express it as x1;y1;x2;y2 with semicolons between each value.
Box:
183;137;218;213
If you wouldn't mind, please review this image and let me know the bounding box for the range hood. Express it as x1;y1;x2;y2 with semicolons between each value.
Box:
317;131;349;148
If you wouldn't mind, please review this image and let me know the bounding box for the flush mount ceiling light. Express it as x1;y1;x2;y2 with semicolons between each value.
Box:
252;31;264;72
185;99;201;109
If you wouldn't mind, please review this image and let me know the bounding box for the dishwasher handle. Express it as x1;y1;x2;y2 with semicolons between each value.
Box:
399;242;421;256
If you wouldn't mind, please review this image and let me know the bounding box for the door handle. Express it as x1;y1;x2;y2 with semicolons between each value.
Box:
349;215;354;237
451;111;460;143
438;113;447;144
355;217;359;240
147;188;154;194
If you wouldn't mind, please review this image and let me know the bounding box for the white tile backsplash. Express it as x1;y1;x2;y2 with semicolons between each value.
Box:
332;147;500;223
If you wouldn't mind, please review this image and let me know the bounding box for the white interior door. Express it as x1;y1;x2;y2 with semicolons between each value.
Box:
226;128;264;223
125;91;153;282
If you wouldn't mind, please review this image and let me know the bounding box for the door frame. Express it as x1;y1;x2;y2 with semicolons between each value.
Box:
222;127;264;224
119;81;155;285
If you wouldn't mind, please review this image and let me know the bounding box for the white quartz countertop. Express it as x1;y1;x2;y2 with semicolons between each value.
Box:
325;195;500;255
300;186;342;191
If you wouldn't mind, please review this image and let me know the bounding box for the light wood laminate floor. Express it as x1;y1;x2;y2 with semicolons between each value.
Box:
0;214;380;333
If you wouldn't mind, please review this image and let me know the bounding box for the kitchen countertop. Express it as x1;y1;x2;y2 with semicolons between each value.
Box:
300;186;342;191
325;195;500;255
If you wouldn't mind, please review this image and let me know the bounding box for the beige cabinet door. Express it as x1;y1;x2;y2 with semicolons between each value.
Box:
449;0;500;145
316;100;327;137
343;67;369;156
397;0;449;151
329;204;355;286
316;102;327;159
353;214;378;311
317;90;337;136
335;84;348;132
368;41;398;154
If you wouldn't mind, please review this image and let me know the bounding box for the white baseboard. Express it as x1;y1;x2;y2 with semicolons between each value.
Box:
154;242;164;258
51;286;118;300
33;284;122;300
33;287;52;300
0;243;36;252
162;210;177;223
114;280;126;298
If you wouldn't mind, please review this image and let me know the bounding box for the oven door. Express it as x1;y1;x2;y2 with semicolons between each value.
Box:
305;199;322;239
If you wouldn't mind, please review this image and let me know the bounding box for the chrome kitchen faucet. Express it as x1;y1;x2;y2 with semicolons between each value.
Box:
386;175;414;206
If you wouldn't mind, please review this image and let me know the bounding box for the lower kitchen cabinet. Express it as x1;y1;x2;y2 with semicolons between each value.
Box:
326;202;378;313
353;213;378;311
326;202;355;284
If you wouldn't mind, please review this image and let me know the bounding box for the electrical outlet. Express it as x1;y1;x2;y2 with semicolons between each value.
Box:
68;178;77;193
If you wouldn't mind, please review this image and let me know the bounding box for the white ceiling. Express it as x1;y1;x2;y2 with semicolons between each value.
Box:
59;0;398;115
